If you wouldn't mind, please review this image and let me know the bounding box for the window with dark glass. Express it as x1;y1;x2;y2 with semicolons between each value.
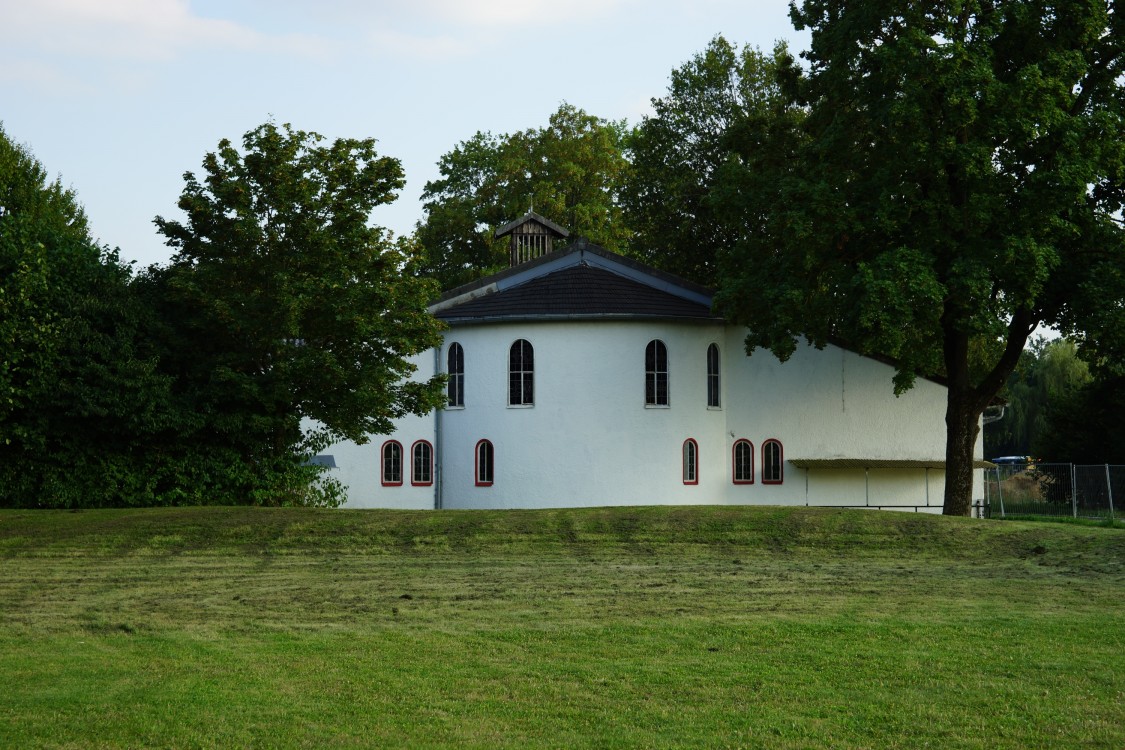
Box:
509;339;534;406
763;439;783;484
411;440;433;486
476;439;494;486
733;439;754;484
381;440;403;486
707;343;721;408
645;339;669;406
447;342;464;407
683;439;698;485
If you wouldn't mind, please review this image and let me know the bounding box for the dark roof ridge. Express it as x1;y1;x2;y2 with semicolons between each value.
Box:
435;260;719;323
432;238;714;306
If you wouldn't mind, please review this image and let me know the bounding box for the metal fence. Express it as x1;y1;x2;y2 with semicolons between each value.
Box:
983;463;1122;519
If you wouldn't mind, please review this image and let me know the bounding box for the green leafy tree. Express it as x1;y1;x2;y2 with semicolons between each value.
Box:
715;2;1125;515
0;125;188;507
985;338;1092;458
416;103;632;289
154;122;445;503
1036;371;1125;463
0;124;90;445
624;37;796;286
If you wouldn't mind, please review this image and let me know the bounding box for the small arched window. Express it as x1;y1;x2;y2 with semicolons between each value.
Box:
447;342;464;407
733;439;754;484
476;439;494;486
411;440;433;486
381;440;403;486
509;339;534;406
682;439;698;485
706;344;720;408
645;339;669;406
763;439;784;484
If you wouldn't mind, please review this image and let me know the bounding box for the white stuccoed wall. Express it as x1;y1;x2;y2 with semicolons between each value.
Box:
332;319;981;510
325;350;437;510
437;320;729;508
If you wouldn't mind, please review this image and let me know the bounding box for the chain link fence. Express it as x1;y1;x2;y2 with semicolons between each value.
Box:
983;462;1122;519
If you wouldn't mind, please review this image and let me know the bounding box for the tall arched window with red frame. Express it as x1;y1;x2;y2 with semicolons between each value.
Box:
732;439;754;484
762;439;784;484
411;440;433;486
381;440;403;486
682;439;698;485
475;439;494;486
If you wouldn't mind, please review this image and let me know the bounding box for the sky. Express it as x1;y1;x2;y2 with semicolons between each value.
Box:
1;0;809;269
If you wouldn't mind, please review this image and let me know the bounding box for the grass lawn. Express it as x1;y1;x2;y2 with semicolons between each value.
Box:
1;505;1122;748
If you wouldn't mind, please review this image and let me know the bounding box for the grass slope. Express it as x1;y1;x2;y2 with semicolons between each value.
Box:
1;506;1122;749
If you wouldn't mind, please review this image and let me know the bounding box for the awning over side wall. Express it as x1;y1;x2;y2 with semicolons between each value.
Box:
789;458;996;511
790;458;996;470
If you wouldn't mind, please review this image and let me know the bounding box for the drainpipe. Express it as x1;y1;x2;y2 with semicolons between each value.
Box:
434;346;443;510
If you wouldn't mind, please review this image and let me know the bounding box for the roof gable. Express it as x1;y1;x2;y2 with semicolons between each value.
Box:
430;239;718;323
494;211;569;239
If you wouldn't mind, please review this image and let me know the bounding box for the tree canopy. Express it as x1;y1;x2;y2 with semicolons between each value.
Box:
153;122;445;503
415;103;631;289
0;125;186;507
715;1;1125;515
985;337;1092;459
624;36;795;286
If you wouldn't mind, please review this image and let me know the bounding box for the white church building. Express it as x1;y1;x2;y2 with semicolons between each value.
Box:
325;213;987;511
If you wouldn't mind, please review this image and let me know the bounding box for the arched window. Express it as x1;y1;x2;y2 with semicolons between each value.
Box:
706;344;721;408
733;439;754;484
476;439;494;486
645;339;669;406
447;343;464;407
682;439;698;485
381;440;403;486
509;339;534;406
763;439;784;484
411;440;433;486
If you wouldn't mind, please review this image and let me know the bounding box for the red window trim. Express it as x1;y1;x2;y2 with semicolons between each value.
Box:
762;438;784;485
411;440;433;487
682;438;699;485
732;439;755;485
381;440;403;487
475;439;494;487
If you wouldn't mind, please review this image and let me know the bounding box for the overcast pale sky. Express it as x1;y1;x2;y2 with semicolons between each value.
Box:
1;0;808;268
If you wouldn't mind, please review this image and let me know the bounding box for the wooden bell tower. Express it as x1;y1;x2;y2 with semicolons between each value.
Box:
494;211;569;267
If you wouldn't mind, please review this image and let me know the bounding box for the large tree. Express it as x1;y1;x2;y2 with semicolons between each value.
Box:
715;2;1125;515
0;123;89;442
154;122;445;500
985;337;1092;458
624;37;795;286
416;103;631;289
0;125;186;507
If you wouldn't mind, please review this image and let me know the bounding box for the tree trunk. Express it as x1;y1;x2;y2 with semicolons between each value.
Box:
943;386;981;516
939;307;1035;516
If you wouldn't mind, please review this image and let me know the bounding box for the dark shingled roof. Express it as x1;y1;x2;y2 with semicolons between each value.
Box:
436;263;718;322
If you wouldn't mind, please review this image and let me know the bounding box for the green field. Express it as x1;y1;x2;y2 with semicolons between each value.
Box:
1;506;1122;748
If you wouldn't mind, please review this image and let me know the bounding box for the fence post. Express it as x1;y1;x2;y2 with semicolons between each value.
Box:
1107;464;1115;521
996;467;1005;518
1071;464;1078;518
